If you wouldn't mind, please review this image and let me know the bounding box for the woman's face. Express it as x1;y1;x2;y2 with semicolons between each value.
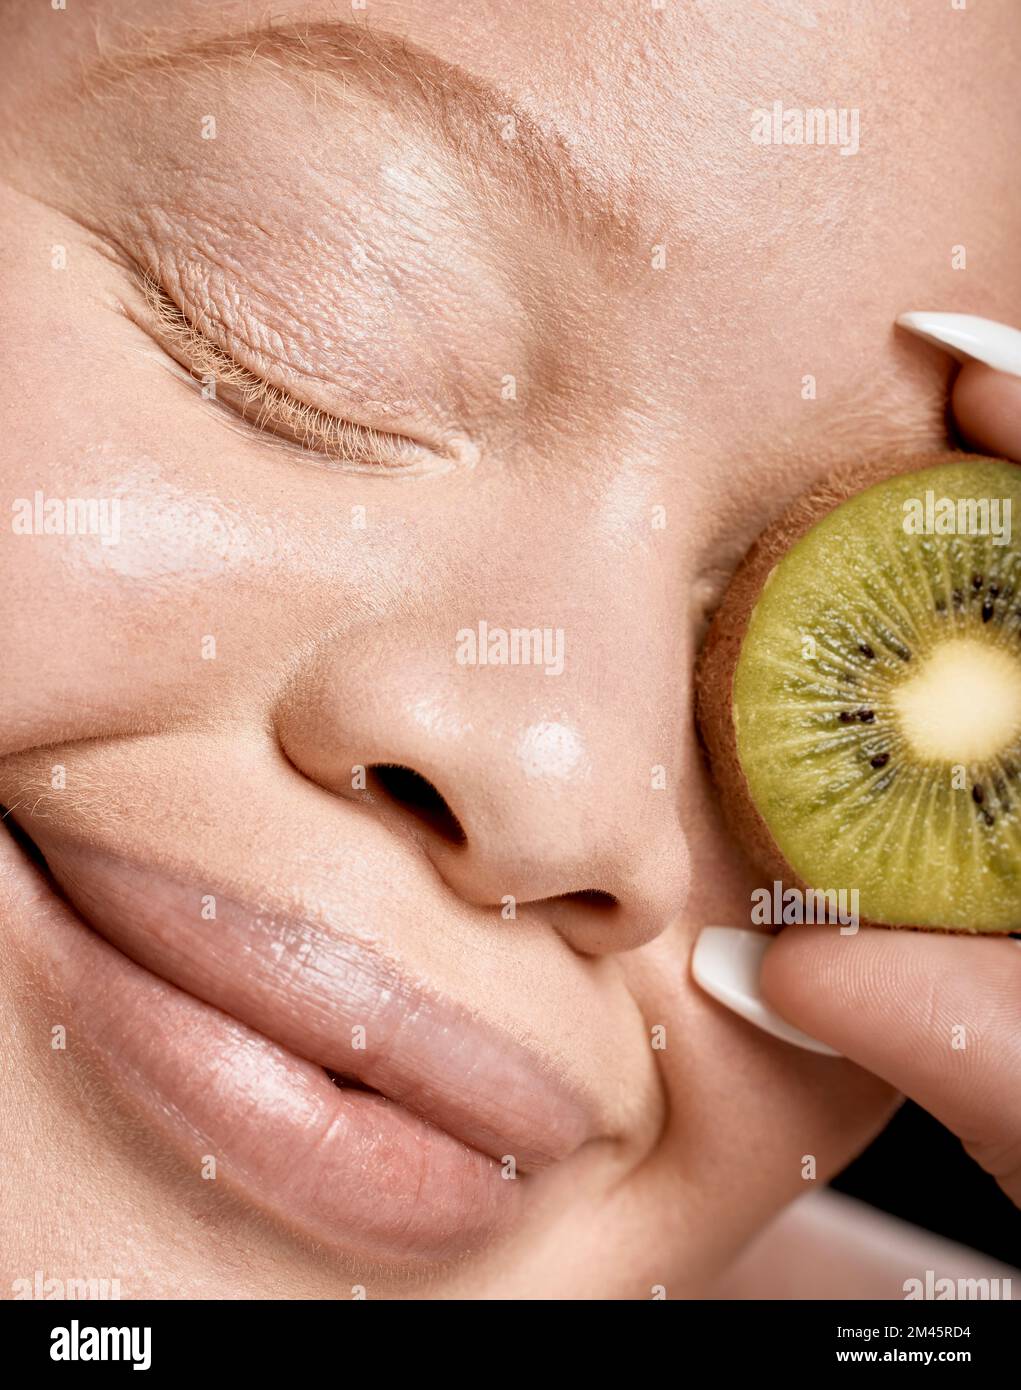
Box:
2;0;1018;1298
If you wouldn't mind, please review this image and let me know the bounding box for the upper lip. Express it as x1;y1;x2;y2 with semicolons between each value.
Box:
28;834;596;1171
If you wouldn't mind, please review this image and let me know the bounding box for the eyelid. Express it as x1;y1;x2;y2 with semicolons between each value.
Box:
138;273;437;471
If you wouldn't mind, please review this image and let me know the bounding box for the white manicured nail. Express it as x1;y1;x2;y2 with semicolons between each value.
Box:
896;312;1021;377
692;927;841;1057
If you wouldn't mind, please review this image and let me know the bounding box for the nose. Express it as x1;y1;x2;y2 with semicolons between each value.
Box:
274;621;691;955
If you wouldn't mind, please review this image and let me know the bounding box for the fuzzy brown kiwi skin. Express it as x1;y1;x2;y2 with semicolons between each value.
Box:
694;449;1016;936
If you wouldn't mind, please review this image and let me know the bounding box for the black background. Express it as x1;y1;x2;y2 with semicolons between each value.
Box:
834;1100;1021;1268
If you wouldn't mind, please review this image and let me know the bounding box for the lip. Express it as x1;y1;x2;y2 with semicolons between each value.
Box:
6;825;597;1263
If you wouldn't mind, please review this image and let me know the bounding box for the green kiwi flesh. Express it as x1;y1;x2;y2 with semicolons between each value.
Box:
729;459;1021;933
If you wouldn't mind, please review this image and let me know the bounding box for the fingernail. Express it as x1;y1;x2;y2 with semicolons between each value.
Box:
896;312;1021;377
692;927;841;1058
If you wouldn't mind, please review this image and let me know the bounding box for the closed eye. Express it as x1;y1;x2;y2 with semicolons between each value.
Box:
138;274;432;471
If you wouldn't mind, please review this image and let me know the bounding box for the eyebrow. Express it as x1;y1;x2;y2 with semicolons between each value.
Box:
84;18;641;258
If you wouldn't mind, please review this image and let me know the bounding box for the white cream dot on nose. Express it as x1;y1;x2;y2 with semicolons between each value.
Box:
516;721;586;780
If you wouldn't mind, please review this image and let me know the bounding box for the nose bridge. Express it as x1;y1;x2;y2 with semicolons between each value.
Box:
273;514;692;948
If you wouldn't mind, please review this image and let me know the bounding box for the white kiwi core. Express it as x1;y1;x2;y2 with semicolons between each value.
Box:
892;638;1021;763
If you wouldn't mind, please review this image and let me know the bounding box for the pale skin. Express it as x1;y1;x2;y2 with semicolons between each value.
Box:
0;0;1018;1299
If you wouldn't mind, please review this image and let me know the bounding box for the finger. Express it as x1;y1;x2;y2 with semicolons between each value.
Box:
761;925;1021;1204
897;312;1021;460
953;361;1021;462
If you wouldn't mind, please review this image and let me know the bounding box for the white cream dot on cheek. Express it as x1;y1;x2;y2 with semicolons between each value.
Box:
516;721;586;781
79;467;268;582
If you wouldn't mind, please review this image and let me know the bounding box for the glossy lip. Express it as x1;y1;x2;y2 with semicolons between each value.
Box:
10;827;598;1263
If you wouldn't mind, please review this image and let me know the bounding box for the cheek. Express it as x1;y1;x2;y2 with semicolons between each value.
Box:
0;197;384;752
0;203;267;751
2;378;236;752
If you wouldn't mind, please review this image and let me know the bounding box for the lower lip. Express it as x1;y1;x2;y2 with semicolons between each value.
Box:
34;874;518;1263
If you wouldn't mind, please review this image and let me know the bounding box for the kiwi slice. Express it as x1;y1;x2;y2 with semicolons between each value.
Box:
697;453;1021;933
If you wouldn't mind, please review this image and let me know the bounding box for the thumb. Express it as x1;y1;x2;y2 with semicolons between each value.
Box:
761;926;1021;1205
897;312;1021;461
954;359;1021;462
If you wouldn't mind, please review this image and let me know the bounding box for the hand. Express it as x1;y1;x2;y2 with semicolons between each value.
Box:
698;313;1021;1208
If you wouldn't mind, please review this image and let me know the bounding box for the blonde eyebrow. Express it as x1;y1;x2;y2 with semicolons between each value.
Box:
82;17;642;260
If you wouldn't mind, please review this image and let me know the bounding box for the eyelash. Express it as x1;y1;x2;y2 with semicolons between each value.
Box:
141;274;427;470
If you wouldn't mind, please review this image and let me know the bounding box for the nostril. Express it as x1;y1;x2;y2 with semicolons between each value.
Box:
369;764;467;845
543;889;629;956
562;889;618;910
